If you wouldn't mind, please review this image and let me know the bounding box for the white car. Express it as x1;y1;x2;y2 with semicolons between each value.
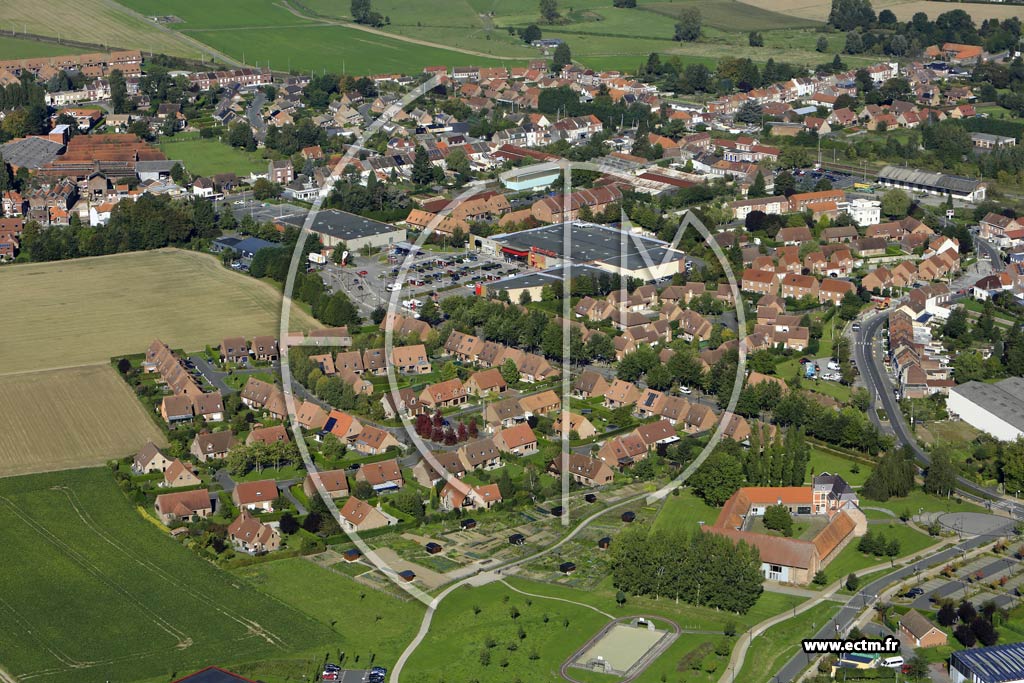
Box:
386;283;403;292
827;361;840;371
679;386;692;395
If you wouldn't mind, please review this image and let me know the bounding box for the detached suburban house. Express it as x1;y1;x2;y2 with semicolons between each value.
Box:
419;378;468;410
493;423;538;455
303;469;349;499
134;441;171;474
228;510;281;554
465;368;507;396
220;337;248;363
232;480;278;512
339;496;398;532
457;437;504;471
162;459;201;488
549;453;613;487
354;458;404;492
440;480;503;511
899;609;948;648
352;425;401;455
191;431;235;462
154;489;212;525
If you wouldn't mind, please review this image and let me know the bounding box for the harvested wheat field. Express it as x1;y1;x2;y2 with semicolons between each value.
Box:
0;365;165;477
0;248;315;375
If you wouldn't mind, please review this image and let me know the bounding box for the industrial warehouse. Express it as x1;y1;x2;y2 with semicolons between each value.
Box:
477;221;690;281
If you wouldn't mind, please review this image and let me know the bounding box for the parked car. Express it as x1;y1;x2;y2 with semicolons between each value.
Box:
904;587;924;598
679;386;692;395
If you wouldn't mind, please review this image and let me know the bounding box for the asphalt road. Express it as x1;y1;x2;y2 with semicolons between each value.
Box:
772;527;1012;682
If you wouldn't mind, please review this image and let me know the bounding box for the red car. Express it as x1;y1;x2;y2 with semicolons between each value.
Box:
358;270;368;276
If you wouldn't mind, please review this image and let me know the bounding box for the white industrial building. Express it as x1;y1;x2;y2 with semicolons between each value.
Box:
946;377;1024;441
839;197;881;227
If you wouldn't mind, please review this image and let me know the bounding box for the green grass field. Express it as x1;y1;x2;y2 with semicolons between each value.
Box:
652;489;722;532
807;448;871;487
824;522;937;580
114;0;841;74
0;468;335;683
233;558;423;667
0;35;89;59
183;23;516;74
735;602;842;682
0;248;316;375
0;365;165;477
160;136;269;178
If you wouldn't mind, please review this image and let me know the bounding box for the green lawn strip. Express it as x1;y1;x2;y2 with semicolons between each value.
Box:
824;523;937;581
232;557;423;666
735;602;842;682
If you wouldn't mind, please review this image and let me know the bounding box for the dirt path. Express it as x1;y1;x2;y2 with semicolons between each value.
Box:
274;1;532;62
0;664;17;683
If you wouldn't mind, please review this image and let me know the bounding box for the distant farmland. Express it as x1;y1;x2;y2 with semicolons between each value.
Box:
0;248;316;375
0;365;165;477
0;0;204;57
0;468;336;682
736;0;1024;23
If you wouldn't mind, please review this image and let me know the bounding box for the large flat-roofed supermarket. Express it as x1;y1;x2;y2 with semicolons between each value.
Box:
477;221;687;281
276;209;406;251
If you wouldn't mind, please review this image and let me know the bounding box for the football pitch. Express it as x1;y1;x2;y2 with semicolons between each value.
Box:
0;468;335;683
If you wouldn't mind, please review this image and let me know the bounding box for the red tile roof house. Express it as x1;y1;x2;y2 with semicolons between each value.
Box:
355;458;404;492
303;469;349;500
493;423;538;456
465;368;507;397
549;453;614;487
603;379;641;410
518;389;561;417
598;432;648;469
339;496;397;532
553;412;597;440
352;425;402;455
232;480;279;512
246;424;290;446
419;378;468;410
154;489;212;525
240;378;287;419
440;480;503;511
741;268;778;296
780;273;819;300
633;419;681;453
818;277;856;305
191;430;236;462
162;459;201;488
390;344;432;374
220;337;248;363
228;510;281;554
